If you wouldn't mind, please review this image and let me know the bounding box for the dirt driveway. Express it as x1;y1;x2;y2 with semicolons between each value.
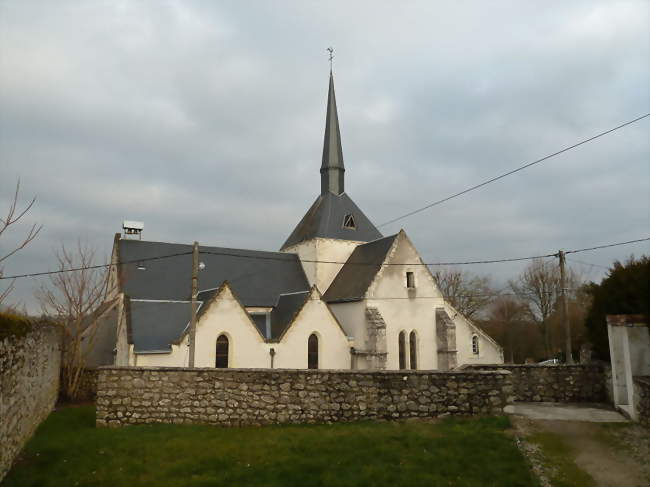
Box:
508;403;649;487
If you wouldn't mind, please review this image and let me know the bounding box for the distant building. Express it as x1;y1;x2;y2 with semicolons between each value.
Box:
102;71;503;370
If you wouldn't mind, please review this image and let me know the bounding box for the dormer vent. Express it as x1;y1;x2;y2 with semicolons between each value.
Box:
343;214;356;229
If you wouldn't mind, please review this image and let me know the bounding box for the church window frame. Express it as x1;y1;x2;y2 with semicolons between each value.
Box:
406;271;415;289
409;330;418;370
398;330;407;370
215;334;230;368
342;213;356;230
308;333;319;369
472;334;480;355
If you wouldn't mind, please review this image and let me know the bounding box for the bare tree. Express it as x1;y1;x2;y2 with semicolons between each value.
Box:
37;241;116;400
0;180;42;306
488;296;527;363
510;258;581;358
433;267;494;319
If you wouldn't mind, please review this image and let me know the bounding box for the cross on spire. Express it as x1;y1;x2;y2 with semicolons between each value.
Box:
327;47;334;70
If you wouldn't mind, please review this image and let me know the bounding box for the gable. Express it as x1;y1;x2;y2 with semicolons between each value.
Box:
367;231;443;299
323;234;398;303
276;288;349;342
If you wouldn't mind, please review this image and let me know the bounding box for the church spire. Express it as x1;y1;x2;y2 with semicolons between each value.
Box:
320;69;345;195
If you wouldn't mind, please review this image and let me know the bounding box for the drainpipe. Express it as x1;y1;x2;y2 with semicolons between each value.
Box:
269;348;276;369
350;347;356;370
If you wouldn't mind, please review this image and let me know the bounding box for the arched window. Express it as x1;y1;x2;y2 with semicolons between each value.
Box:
215;334;229;368
409;331;417;370
308;333;319;369
398;331;406;369
472;334;479;355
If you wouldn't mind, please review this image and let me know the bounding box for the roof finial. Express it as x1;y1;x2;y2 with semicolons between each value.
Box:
327;47;334;71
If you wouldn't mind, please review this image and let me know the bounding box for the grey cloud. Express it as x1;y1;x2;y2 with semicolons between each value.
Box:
1;0;648;311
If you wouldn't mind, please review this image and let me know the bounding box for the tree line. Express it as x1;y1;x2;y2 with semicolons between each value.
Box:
435;256;648;363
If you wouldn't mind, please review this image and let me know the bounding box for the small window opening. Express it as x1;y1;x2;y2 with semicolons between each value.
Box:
398;331;406;370
406;272;415;289
342;214;356;229
308;333;319;369
472;335;479;355
216;334;229;368
409;331;417;369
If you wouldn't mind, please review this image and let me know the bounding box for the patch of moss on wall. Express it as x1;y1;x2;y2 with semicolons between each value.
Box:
0;312;32;340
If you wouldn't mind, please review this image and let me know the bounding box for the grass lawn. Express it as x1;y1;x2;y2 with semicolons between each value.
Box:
4;406;538;487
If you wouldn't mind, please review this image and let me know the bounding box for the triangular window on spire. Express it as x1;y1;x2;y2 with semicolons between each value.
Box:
342;213;356;230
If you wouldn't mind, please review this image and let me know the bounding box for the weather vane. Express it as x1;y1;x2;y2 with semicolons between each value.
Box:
327;47;334;69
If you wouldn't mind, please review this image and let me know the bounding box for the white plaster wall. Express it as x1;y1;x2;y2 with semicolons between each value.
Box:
628;326;650;376
314;238;361;293
192;286;269;368
366;232;444;370
608;325;629;405
115;295;129;366
132;286;271;368
450;304;504;365
329;301;367;343
282;240;317;286
282;238;360;294
134;344;188;367
273;290;351;370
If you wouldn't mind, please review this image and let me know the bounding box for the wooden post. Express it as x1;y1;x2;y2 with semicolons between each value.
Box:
188;241;199;368
558;250;573;364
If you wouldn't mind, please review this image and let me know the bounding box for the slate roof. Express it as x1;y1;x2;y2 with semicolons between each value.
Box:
129;299;200;352
323;234;398;303
118;239;310;307
269;291;311;340
281;192;383;249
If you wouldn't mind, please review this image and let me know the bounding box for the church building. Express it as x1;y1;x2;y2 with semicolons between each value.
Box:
104;71;503;370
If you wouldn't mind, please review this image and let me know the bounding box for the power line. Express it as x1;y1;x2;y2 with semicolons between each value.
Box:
201;235;649;265
566;258;610;271
198;249;557;266
378;113;650;227
565;237;650;255
1;236;647;280
0;251;193;280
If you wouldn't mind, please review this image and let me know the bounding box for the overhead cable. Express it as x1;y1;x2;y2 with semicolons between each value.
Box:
378;113;650;227
1;236;647;280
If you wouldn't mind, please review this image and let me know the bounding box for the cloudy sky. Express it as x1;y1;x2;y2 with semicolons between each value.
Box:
1;0;648;311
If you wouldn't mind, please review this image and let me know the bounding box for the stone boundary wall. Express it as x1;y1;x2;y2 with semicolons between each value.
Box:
1;325;62;481
461;364;606;403
634;377;650;427
96;367;513;427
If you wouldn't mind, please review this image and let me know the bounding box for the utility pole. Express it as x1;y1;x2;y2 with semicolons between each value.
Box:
558;250;573;364
188;241;199;368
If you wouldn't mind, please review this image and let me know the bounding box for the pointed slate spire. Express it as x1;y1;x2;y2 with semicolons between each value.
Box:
320;71;345;195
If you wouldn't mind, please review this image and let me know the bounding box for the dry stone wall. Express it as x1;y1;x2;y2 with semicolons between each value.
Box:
96;367;512;427
634;377;650;427
463;364;606;403
1;325;61;481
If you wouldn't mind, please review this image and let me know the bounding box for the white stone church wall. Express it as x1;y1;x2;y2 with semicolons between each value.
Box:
282;238;360;294
366;232;443;370
272;291;352;370
327;231;503;370
448;304;504;365
129;287;351;370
